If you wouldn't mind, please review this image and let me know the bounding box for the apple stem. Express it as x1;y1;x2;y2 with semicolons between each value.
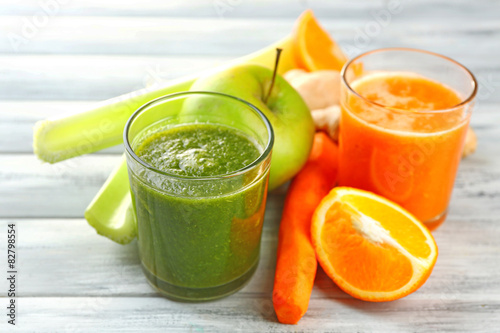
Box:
264;48;283;104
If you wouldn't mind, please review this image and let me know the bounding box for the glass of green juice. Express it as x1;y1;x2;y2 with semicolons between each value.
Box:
123;91;274;301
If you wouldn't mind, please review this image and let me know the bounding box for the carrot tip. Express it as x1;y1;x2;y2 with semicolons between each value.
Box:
273;295;305;325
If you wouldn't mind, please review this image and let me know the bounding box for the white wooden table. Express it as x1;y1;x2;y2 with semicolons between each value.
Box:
1;1;499;331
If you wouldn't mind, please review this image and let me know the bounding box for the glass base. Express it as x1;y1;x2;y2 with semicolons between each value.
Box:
422;209;448;231
141;259;259;302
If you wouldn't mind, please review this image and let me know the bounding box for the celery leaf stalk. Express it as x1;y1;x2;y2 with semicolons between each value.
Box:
85;155;136;244
33;79;194;163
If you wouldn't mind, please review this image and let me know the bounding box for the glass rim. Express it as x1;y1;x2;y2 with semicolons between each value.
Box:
340;47;478;114
123;91;275;181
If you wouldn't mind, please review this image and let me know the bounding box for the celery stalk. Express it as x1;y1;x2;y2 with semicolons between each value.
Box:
78;36;297;244
33;36;295;163
33;79;194;163
84;155;135;244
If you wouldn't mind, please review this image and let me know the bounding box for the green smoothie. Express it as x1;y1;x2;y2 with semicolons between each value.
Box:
129;123;269;299
137;124;260;177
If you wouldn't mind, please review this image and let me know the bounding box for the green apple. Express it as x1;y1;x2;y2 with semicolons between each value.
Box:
187;64;315;190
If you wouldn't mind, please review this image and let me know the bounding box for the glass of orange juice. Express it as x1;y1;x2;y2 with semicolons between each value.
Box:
339;48;477;230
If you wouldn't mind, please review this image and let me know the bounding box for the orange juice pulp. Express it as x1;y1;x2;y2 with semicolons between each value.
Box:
339;72;470;230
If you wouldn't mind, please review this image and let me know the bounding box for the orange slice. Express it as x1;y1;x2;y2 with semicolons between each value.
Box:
311;187;438;302
293;9;348;72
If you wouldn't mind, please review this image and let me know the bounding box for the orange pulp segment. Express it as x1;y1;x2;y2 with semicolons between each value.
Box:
311;187;438;302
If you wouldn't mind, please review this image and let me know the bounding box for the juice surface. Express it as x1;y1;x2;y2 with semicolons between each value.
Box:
339;72;469;227
137;124;260;177
130;124;268;296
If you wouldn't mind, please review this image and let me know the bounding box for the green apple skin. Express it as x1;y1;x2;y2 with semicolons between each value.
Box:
188;64;315;190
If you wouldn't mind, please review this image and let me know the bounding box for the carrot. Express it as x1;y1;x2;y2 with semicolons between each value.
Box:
272;132;339;324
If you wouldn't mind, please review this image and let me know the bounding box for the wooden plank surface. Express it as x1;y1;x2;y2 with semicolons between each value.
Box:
1;214;499;299
0;214;499;332
0;55;229;100
1;0;498;20
0;0;499;332
12;298;500;332
0;52;498;101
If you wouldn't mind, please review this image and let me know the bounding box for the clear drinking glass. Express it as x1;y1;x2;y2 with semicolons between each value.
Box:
124;91;274;301
339;48;477;230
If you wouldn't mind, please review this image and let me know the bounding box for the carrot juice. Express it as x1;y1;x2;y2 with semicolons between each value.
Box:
339;49;477;230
